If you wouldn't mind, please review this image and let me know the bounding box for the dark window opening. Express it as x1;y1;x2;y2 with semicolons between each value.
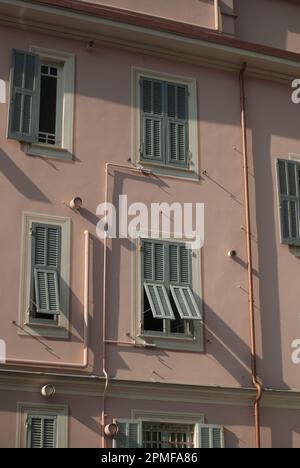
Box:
38;64;58;145
143;289;164;332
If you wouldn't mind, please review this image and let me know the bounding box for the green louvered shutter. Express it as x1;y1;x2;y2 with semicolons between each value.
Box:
277;159;300;245
143;241;165;283
140;78;164;162
196;424;225;449
31;223;61;315
169;243;202;320
27;415;57;448
169;244;191;285
142;240;175;320
8;50;40;142
113;420;142;448
166;83;189;167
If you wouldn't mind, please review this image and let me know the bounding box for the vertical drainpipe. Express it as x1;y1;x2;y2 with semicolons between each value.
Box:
239;63;263;449
214;0;220;31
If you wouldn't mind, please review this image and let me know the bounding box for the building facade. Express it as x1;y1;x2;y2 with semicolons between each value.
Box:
0;0;300;448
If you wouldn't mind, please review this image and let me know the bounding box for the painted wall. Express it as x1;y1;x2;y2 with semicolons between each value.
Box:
1;0;300;448
80;0;216;29
235;0;300;53
0;390;299;448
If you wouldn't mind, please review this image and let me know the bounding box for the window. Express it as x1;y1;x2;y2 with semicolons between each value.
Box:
277;159;300;245
143;422;194;449
19;213;71;339
38;63;62;146
132;235;203;352
8;48;74;160
140;78;189;167
17;404;68;448
132;68;199;179
113;419;225;449
141;239;202;338
30;223;61;323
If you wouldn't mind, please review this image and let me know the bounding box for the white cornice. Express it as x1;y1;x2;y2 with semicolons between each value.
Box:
0;1;299;83
2;370;300;408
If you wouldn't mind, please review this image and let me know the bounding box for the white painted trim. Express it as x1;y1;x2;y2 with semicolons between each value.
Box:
23;46;75;160
18;211;71;339
16;402;68;448
131;66;199;180
131;232;204;352
131;409;205;425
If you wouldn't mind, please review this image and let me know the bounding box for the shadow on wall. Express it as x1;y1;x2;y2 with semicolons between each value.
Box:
0;149;50;203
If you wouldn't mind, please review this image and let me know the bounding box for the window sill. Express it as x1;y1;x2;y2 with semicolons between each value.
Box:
137;327;204;352
18;321;69;339
136;160;200;181
22;142;73;161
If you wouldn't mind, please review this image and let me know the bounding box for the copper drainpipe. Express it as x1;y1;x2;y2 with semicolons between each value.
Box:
239;63;263;449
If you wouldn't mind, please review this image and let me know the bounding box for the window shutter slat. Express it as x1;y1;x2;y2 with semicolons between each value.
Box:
170;285;202;320
43;418;56;448
167;84;188;166
196;424;225;449
277;160;300;245
113;421;142;448
8;50;39;142
31;223;61;316
34;269;60;315
28;417;43;448
170;244;190;285
27;416;56;448
141;78;163;162
144;283;175;320
143;241;153;281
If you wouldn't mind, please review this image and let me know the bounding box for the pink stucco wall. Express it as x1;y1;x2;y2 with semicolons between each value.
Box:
80;0;216;29
235;0;300;53
1;0;300;449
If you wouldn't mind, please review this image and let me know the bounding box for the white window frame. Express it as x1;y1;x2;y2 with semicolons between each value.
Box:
16;403;68;448
132;67;199;180
22;46;75;161
131;231;204;352
18;212;71;339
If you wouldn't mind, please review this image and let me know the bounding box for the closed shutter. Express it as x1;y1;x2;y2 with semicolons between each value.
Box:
195;424;225;449
277;159;300;245
143;241;164;282
169;244;191;285
166;83;189;166
8;49;40;142
27;415;57;448
113;420;142;448
140;78;164;162
31;223;61;315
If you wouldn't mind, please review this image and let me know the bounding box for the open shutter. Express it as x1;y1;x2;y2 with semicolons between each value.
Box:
113;420;142;448
31;223;61;315
195;424;225;449
166;83;189;167
8;49;39;142
27;415;57;448
140;78;164;162
277;159;300;245
143;240;174;320
170;285;202;320
144;283;175;320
